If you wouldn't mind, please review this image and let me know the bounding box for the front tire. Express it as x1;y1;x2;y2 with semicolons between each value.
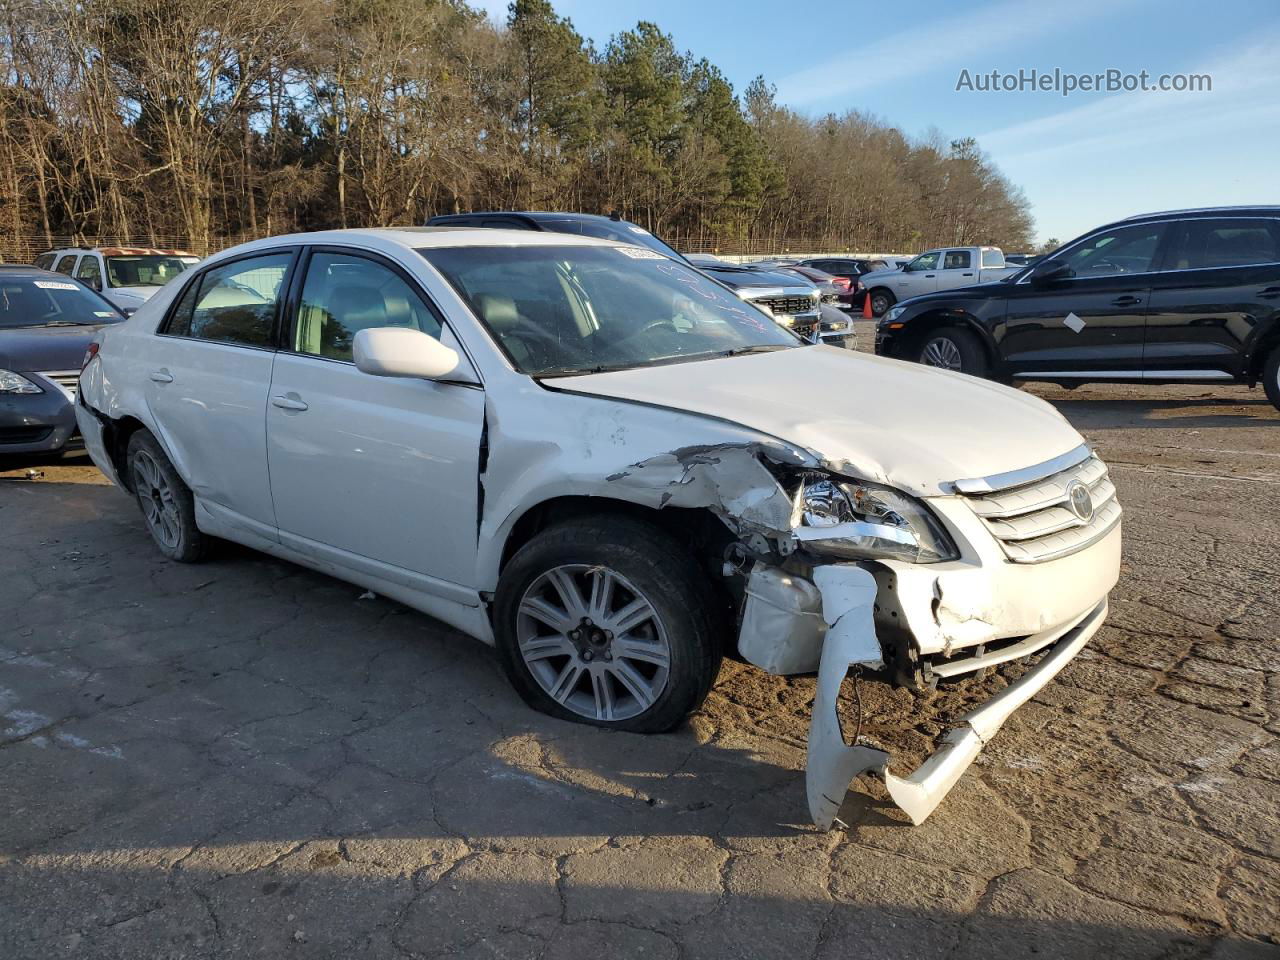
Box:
868;288;895;318
1264;344;1280;412
126;430;209;562
494;516;721;733
917;327;988;377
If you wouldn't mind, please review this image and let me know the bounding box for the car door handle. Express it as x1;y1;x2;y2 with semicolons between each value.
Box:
149;370;173;383
924;274;936;278
962;272;973;277
1111;296;1144;306
271;395;309;411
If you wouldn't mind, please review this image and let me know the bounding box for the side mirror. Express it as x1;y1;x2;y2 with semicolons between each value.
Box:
1029;259;1072;285
353;327;468;382
86;276;101;291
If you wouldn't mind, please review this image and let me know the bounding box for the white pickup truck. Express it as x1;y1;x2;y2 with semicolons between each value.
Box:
860;245;1020;317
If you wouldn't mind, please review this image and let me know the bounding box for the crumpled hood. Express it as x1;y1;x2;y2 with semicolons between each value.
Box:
545;346;1085;498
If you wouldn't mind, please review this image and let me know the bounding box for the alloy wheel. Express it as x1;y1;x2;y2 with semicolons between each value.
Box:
516;564;672;722
132;450;181;550
920;336;963;370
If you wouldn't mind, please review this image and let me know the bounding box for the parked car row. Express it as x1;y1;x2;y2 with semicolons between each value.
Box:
73;223;1122;829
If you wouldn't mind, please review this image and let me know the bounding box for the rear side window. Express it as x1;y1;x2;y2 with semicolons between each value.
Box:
55;255;78;275
294;251;442;361
33;253;55;270
165;252;291;347
1165;219;1280;271
943;250;972;269
981;249;1004;267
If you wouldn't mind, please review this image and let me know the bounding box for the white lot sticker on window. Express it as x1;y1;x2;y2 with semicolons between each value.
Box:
628;225;651;234
1064;312;1087;333
35;280;79;290
93;311;116;317
616;246;665;259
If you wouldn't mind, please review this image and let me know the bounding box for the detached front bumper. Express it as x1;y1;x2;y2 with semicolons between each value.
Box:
736;494;1120;827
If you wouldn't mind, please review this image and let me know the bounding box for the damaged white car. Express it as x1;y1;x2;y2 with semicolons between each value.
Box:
76;228;1121;826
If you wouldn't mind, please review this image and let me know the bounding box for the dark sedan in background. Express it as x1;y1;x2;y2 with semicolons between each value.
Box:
0;266;124;456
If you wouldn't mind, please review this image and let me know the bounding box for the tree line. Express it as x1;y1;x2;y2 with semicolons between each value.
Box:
0;0;1035;259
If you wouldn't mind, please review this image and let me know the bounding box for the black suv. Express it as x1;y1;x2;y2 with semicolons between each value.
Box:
874;207;1280;410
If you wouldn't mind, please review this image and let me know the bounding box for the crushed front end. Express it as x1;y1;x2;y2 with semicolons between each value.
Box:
733;444;1122;826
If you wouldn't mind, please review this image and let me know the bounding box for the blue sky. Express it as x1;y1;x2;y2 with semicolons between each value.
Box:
472;0;1280;245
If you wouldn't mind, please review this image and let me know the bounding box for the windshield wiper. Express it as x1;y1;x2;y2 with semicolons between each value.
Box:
714;344;792;358
41;320;96;326
532;361;642;379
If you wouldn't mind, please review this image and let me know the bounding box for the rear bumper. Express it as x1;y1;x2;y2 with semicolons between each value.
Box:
0;385;77;455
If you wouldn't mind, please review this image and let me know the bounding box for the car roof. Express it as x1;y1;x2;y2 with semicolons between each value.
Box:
0;264;68;279
1118;205;1280;224
200;227;633;264
427;211;640;228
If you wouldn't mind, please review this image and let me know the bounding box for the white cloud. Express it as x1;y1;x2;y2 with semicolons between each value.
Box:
773;0;1129;107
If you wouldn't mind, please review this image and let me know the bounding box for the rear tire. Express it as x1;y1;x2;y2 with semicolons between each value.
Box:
1264;344;1280;412
494;516;721;733
126;430;209;563
917;327;989;378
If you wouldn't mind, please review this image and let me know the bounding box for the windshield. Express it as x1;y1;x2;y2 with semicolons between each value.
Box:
105;255;190;288
420;245;801;377
0;276;123;328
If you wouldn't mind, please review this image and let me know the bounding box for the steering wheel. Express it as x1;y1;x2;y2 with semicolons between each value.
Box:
631;319;679;339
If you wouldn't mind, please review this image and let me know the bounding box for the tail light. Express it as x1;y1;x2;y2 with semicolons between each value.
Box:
831;277;851;292
81;342;100;371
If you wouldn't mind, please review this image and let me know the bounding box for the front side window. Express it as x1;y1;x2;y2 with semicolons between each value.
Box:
294;252;442;361
76;256;102;287
166;252;291;347
1165;219;1280;271
943;250;972;269
106;254;189;288
1054;224;1164;278
907;251;940;271
54;255;78;275
420;244;801;377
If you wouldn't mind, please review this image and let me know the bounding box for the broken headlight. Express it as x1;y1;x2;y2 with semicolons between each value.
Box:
791;475;958;564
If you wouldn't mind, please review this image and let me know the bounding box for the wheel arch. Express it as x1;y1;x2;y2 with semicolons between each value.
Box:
1245;317;1280;383
494;495;735;588
897;309;999;369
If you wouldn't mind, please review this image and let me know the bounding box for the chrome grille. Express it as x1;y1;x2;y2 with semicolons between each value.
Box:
754;295;818;316
962;453;1121;563
40;370;79;401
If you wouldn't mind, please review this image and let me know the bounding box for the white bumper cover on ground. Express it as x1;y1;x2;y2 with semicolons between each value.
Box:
806;562;1109;828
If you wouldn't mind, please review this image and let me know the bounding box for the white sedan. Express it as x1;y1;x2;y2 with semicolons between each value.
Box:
77;228;1121;826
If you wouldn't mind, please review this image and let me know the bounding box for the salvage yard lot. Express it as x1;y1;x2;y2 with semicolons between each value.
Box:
2;357;1278;957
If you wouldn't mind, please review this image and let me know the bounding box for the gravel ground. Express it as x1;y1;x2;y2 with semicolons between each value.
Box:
1;334;1277;958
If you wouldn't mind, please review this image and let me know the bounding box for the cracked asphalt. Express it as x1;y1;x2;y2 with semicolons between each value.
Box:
2;342;1278;958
